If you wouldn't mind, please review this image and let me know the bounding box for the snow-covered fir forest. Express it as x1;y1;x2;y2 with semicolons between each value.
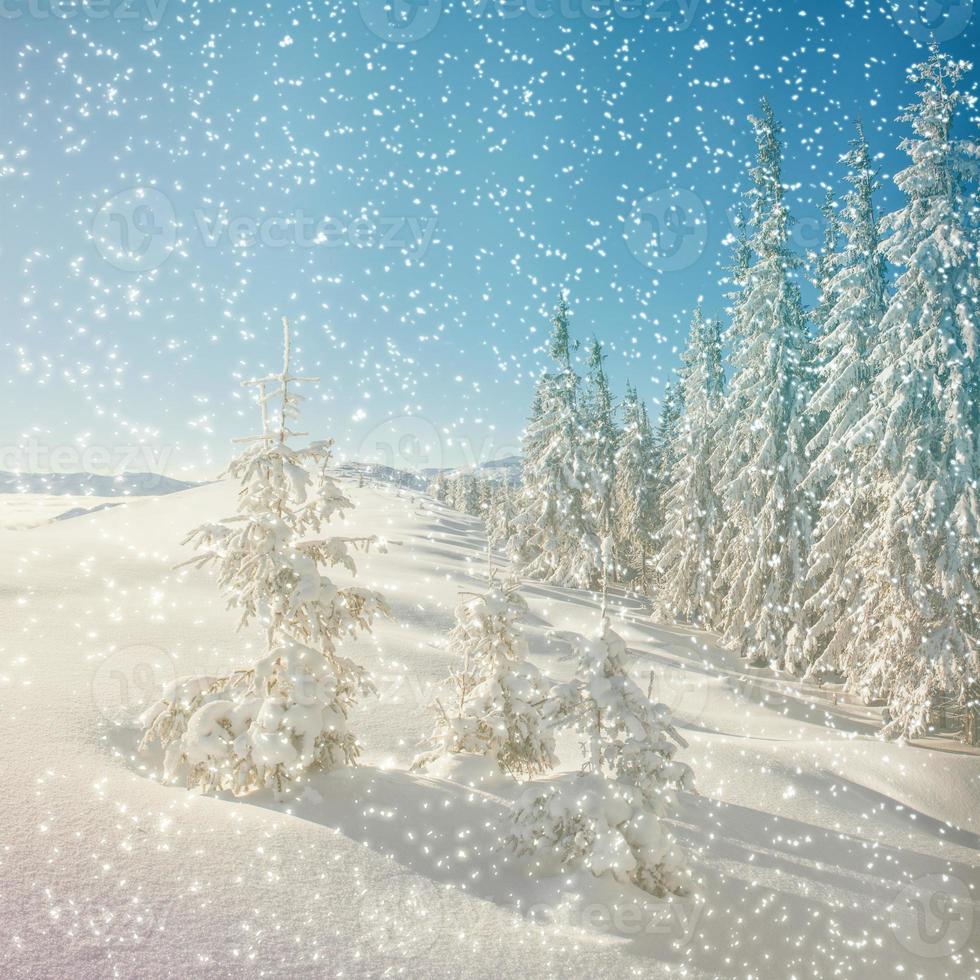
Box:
434;46;980;747
2;6;979;980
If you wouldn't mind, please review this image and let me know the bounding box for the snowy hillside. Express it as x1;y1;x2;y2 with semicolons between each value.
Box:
0;494;124;530
1;474;976;979
0;473;201;529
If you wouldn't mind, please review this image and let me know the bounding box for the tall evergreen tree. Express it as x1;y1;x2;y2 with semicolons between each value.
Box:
486;481;518;550
477;477;493;520
613;383;657;588
810;188;843;337
582;337;619;578
845;49;979;738
709;214;753;622
657;308;726;627
510;295;600;588
465;475;482;516
430;472;449;503
713;100;814;670
802;121;889;675
650;380;684;543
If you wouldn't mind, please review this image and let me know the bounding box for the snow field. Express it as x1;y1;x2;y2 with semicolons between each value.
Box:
0;477;976;978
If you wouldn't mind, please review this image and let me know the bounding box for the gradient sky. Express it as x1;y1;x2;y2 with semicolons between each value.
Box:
0;0;977;479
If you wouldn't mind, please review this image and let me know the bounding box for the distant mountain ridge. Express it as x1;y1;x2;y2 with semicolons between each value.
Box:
338;462;429;492
421;456;522;481
0;471;200;497
341;456;522;493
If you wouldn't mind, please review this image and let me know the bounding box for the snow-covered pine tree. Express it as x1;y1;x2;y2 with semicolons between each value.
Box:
582;338;619;580
844;49;980;738
446;474;476;515
483;479;499;537
612;383;657;588
430;472;449;503
464;475;481;516
713;100;814;670
451;476;468;514
657;308;726;627
412;579;556;779
650;380;683;543
809;189;843;339
706;216;752;625
141;319;386;796
509;295;601;588
802;121;889;676
478;478;493;523
507;390;543;571
487;481;518;549
508;618;693;896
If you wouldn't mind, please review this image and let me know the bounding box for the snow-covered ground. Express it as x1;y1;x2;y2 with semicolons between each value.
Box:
1;476;977;979
0;494;126;530
0;472;201;529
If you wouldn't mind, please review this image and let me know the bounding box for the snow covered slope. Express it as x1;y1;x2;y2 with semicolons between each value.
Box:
0;477;977;978
0;472;201;529
0;494;124;530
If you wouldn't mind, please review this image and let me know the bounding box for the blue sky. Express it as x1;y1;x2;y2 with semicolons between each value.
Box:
0;0;976;478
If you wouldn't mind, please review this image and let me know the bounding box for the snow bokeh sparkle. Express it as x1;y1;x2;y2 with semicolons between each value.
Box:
1;3;979;979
